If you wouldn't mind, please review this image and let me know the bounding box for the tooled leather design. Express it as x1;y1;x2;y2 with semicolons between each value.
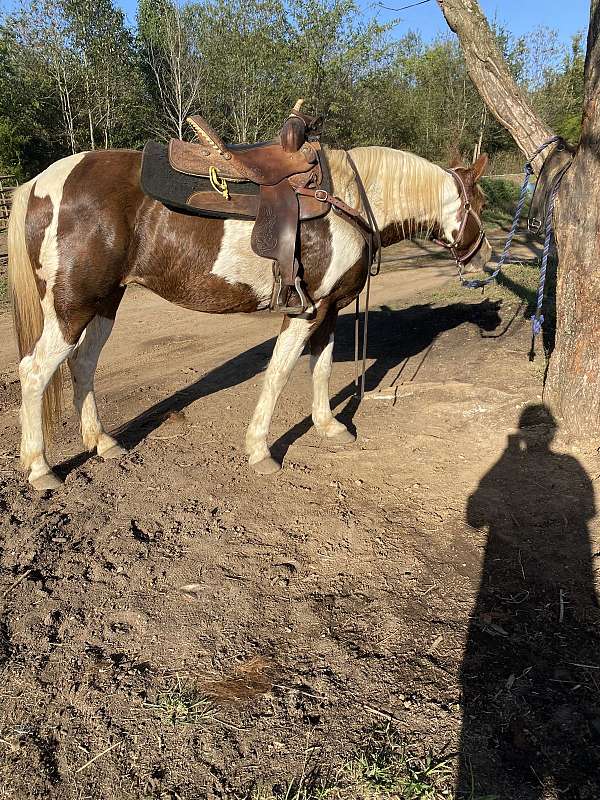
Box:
253;205;278;252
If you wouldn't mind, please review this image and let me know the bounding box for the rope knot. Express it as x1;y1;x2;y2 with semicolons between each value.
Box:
532;314;544;336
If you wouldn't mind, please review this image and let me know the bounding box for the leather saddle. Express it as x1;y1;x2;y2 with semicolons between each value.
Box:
167;102;329;313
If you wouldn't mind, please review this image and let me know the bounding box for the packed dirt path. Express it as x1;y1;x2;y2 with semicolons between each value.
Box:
1;234;599;800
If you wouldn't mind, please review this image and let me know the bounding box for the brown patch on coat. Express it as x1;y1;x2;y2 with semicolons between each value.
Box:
42;147;362;342
128;205;256;312
25;187;53;299
54;151;144;343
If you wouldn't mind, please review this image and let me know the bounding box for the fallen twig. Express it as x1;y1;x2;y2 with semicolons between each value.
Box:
74;741;120;773
2;569;32;598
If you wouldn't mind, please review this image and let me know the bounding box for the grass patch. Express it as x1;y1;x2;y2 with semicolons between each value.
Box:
480;178;523;228
0;274;7;304
425;261;541;312
250;726;464;800
144;675;215;726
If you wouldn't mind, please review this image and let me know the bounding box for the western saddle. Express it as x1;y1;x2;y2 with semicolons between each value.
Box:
166;100;378;313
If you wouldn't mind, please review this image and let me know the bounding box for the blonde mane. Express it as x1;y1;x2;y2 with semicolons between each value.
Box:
326;146;448;237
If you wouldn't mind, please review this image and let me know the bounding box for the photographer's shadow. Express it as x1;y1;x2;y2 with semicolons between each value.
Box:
458;405;600;798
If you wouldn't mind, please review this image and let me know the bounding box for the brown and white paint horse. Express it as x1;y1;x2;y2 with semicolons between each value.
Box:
8;146;491;490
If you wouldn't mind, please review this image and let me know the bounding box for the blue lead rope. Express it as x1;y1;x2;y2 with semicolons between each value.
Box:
460;163;533;290
461;136;566;351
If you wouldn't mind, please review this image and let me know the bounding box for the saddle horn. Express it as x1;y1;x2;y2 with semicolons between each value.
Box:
280;99;322;153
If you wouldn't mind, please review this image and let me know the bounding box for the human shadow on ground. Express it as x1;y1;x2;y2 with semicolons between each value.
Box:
55;299;501;476
457;404;600;799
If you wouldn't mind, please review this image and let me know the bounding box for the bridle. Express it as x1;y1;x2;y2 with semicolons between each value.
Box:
434;168;486;271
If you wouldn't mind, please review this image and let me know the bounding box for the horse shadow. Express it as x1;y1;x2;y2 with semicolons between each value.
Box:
55;299;502;476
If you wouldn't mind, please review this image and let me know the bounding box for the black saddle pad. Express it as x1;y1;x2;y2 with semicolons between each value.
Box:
140;140;332;222
140;140;259;221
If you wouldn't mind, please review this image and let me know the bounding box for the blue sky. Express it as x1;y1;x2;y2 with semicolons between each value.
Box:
108;0;588;44
0;0;589;43
373;0;587;43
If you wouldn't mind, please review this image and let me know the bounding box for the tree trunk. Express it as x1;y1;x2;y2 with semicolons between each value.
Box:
437;0;600;435
545;3;600;433
437;0;554;170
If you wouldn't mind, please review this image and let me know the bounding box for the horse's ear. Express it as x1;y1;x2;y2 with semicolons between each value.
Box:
449;155;462;168
472;153;489;181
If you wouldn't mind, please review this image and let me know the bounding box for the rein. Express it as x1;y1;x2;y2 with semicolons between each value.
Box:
345;152;382;399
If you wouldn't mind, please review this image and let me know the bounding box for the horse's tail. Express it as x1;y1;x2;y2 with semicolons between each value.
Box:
7;181;63;442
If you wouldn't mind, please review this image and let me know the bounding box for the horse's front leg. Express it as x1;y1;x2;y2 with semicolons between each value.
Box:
246;315;315;474
309;308;356;444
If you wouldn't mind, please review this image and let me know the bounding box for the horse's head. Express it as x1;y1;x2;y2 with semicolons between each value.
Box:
437;153;492;274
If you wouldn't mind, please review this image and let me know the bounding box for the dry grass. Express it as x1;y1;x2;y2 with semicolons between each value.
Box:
249;726;476;800
143;675;216;726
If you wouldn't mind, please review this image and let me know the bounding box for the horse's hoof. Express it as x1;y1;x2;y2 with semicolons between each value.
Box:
100;444;127;460
30;471;63;492
325;428;356;445
251;457;282;475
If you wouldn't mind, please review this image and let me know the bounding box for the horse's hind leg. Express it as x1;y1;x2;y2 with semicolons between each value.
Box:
68;312;125;460
245;315;315;474
309;307;355;444
19;316;76;490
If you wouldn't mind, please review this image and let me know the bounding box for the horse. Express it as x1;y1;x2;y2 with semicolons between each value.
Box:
7;145;491;491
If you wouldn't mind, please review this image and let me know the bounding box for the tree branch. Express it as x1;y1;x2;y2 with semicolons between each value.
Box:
436;0;555;170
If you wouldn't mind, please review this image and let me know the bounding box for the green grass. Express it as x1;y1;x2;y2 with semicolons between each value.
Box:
480;178;522;228
426;260;539;311
250;726;467;800
143;675;215;726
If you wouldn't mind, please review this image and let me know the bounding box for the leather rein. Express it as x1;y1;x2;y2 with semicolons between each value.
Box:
434;168;486;275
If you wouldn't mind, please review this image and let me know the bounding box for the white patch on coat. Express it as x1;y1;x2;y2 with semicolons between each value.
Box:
33;152;87;308
210;219;273;307
314;213;365;300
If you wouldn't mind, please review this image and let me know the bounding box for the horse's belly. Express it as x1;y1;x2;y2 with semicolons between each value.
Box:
131;215;273;313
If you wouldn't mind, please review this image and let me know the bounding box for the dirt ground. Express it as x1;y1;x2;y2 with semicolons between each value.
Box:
1;234;599;800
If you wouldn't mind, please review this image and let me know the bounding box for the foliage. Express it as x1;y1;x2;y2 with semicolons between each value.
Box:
0;0;585;180
480;178;521;226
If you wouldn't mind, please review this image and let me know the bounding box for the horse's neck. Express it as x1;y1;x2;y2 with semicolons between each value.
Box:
336;146;457;242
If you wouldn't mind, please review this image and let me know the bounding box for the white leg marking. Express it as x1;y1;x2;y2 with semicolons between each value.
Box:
68;316;120;456
245;317;313;468
17;153;88;488
310;333;344;435
20;315;74;483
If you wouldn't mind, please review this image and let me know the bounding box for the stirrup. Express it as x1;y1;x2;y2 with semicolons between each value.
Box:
269;276;308;315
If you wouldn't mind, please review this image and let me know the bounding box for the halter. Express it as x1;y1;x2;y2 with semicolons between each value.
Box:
434;168;486;272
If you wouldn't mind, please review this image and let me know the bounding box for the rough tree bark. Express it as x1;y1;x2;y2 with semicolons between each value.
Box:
437;0;600;436
546;4;600;433
437;0;554;167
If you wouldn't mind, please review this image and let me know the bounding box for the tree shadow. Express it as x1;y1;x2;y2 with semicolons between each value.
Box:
457;404;600;799
55;299;502;475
